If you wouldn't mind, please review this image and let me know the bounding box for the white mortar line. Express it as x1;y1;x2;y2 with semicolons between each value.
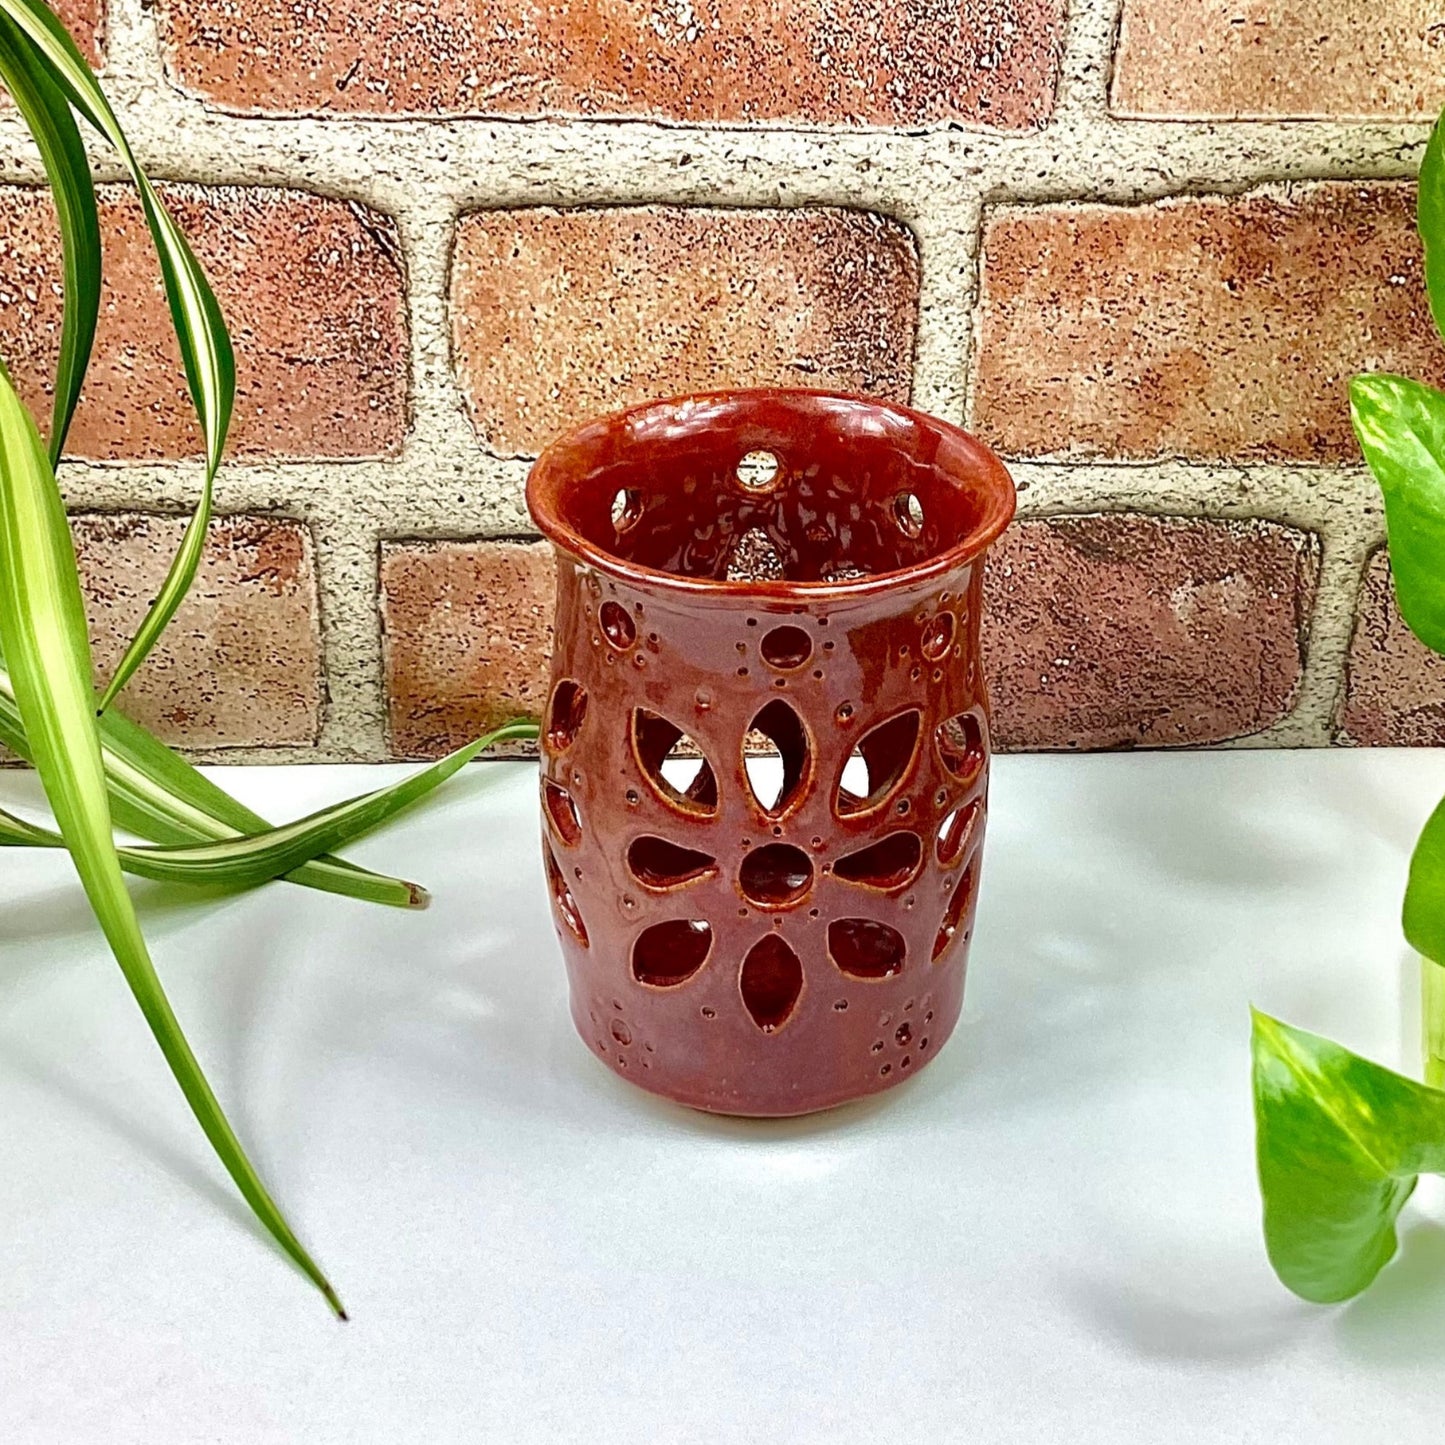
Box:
1248;506;1382;749
306;512;391;759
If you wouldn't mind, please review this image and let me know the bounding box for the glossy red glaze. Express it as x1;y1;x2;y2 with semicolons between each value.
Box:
526;390;1015;1116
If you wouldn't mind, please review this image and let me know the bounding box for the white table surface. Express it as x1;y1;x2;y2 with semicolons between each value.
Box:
3;750;1444;1443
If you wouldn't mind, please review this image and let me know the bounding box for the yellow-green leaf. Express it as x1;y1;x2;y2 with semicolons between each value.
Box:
1253;1010;1445;1302
1350;373;1445;655
0;654;438;908
1419;111;1445;345
1405;792;1445;967
0;720;534;891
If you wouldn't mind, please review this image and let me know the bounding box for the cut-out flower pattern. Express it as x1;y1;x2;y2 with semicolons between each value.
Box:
542;664;986;1038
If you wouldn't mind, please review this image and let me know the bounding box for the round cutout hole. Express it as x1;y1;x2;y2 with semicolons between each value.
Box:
736;449;781;492
738;842;814;908
600;601;637;650
760;624;813;671
920;611;955;662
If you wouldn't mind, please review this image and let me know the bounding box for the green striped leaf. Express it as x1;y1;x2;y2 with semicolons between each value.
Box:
0;357;343;1317
0;11;98;462
0;720;533;890
0;654;449;908
0;0;234;711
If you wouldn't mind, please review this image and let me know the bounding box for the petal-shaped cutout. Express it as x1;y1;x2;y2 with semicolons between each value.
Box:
545;679;588;752
632;709;719;815
543;779;582;847
627;835;717;890
834;831;923;891
633;919;713;987
544;842;588;947
839;751;869;798
739;842;814;908
743;698;811;816
933;864;977;962
740;935;804;1031
835;710;921;817
828;918;906;979
936;800;981;868
936;709;986;786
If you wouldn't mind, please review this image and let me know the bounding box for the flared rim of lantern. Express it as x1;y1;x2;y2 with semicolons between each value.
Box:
525;388;1017;604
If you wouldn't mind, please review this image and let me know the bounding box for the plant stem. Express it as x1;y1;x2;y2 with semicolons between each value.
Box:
1424;956;1445;1090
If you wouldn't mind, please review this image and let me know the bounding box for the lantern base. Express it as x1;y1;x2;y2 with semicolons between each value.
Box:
565;957;969;1117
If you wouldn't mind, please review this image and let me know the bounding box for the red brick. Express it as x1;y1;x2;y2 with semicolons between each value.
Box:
75;513;322;748
1113;0;1445;121
0;186;407;461
42;1;104;64
156;0;1064;129
1339;549;1445;745
62;0;103;61
983;515;1320;749
381;540;555;758
972;184;1445;463
452;206;920;458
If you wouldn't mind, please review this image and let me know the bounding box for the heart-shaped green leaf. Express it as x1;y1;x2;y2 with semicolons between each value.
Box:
1405;792;1445;967
1418;110;1445;345
1252;1009;1445;1302
1351;373;1445;655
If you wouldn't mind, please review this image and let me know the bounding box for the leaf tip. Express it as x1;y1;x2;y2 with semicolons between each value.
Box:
1248;1004;1278;1038
1248;1008;1298;1076
406;882;431;909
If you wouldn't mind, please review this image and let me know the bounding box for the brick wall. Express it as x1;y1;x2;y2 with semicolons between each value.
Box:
6;0;1444;759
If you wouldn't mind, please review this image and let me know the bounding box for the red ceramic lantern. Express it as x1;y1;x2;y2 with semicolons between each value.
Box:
527;390;1015;1116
